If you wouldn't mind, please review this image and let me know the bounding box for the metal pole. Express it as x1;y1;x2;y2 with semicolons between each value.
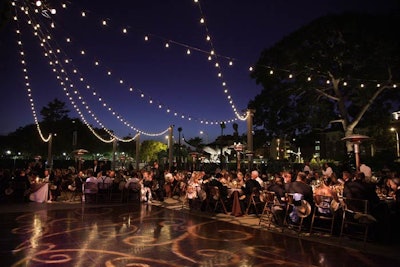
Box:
168;126;174;171
135;134;140;170
47;133;53;171
354;142;360;171
394;130;400;158
247;109;255;171
112;139;117;171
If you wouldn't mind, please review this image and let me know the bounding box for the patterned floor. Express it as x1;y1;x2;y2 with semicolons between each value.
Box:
1;200;399;266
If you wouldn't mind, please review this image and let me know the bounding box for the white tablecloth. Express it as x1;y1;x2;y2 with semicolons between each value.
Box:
29;183;49;203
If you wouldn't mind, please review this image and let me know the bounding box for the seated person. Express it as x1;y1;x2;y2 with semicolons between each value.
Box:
267;176;286;225
241;172;262;213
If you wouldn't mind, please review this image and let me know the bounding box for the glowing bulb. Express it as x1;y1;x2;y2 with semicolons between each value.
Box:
206;35;211;41
187;49;191;55
229;61;233;66
36;1;42;7
144;35;149;41
102;20;107;26
50;9;56;15
200;18;205;24
122;28;127;33
81;11;86;17
249;67;253;71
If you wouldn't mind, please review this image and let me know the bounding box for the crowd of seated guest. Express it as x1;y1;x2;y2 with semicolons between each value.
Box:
1;160;400;243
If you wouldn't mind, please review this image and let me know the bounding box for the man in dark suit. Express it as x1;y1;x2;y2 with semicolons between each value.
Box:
343;172;380;210
288;172;314;206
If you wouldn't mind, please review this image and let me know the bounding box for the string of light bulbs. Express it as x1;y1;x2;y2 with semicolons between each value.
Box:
192;0;248;121
14;2;170;140
28;1;396;125
12;3;119;143
12;5;51;143
252;64;398;89
47;0;248;123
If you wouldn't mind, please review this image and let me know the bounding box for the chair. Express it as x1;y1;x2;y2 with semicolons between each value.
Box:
310;195;336;235
283;193;311;233
340;198;375;245
97;182;112;202
259;191;276;228
245;187;264;216
205;186;228;214
83;182;98;203
69;179;83;202
125;181;141;203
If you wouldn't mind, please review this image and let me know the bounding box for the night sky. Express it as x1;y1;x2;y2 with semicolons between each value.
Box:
1;0;398;143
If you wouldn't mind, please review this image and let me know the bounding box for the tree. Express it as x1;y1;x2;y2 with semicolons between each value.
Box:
40;98;70;123
250;13;400;152
139;140;167;162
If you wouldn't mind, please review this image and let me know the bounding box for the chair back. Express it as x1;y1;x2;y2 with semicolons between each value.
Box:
314;195;335;215
264;191;276;204
209;186;221;200
84;182;98;193
343;197;368;214
128;181;141;192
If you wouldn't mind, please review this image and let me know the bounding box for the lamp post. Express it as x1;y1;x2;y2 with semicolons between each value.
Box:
390;128;400;158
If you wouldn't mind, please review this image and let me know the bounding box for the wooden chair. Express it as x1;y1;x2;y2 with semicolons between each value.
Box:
340;197;375;246
245;187;264;216
283;193;311;233
205;186;228;214
69;178;84;202
259;191;276;228
310;195;336;235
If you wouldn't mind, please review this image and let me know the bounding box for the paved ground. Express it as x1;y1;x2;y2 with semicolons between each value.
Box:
1;196;399;266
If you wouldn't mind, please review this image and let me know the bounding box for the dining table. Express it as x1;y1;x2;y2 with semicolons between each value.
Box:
228;187;244;217
29;182;49;203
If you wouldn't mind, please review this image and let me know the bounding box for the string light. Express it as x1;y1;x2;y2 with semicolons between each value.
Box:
12;0;263;140
15;2;169;140
48;1;243;123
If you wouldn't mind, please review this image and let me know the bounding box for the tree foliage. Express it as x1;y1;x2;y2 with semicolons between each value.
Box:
139;140;167;162
40;98;70;123
249;13;400;151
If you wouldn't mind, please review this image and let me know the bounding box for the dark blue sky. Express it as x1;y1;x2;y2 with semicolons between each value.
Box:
1;0;398;143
